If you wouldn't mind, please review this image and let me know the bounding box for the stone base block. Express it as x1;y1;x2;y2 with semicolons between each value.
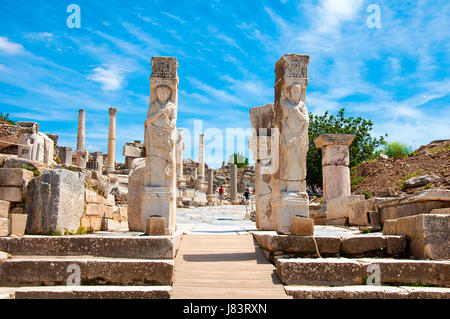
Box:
326;195;365;220
9;214;27;236
383;214;449;260
142;187;175;235
146;217;166;236
272;193;309;234
291;217;314;236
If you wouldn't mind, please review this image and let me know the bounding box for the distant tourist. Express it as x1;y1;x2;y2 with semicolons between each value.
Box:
219;185;224;199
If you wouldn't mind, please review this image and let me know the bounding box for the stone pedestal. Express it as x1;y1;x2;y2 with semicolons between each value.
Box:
270;54;310;234
87;151;103;172
58;146;72;166
107;107;118;171
76;150;88;169
314;134;355;201
141;57;178;235
249;104;275;230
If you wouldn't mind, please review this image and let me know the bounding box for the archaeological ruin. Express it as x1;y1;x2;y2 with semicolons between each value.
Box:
0;54;448;300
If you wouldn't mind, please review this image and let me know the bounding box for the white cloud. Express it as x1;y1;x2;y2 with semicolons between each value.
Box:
88;65;124;91
0;37;24;54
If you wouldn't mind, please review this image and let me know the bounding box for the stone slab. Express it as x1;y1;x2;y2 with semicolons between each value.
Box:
326;195;365;220
358;259;450;287
13;285;172;299
285;285;409;299
276;258;363;286
0;233;182;259
0;168;34;187
341;235;386;254
0;218;9;236
0;186;23;202
0;257;174;286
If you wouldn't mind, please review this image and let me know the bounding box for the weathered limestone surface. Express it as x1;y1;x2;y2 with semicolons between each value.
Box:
206;168;214;194
0;257;174;286
142;57;178;235
276;258;362;286
0;218;9;236
127;166;145;231
249;104;275;230
348;198;377;226
326;195;365;223
315;134;354;201
13;286;172;299
0;187;23;202
285;285;409;299
107;107;117;170
0;200;9;218
379;189;450;223
271;54;309;234
25;169;85;234
383;214;449;260
58;146;72;166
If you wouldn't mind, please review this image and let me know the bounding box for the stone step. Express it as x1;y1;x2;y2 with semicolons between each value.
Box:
252;231;407;258
284;285;450;299
1;286;171;299
276;258;450;287
0;256;173;286
0;232;182;259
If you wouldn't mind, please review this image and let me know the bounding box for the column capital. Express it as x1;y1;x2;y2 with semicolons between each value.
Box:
109;107;118;117
314;134;355;149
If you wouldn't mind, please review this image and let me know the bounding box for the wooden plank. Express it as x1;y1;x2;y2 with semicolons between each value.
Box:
171;234;291;299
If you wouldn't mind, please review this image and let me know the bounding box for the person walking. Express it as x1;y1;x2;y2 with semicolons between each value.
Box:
219;185;224;200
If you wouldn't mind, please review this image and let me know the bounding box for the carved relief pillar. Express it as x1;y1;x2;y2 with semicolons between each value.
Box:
194;133;207;191
249;104;275;230
141;57;179;235
230;164;238;203
270;54;310;234
314;134;355;201
107;107;117;171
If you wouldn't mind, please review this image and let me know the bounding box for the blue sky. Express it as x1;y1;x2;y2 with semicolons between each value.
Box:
0;0;449;168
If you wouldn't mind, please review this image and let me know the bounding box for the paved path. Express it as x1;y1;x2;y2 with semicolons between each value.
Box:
171;233;290;299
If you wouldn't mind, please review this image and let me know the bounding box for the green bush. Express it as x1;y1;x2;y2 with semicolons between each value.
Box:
307;108;387;187
383;142;413;159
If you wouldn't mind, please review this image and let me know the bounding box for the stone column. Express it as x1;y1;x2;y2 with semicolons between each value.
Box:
249;104;275;230
207;168;214;194
76;109;88;168
314;134;355;201
58;146;72;166
192;167;197;180
270;54;310;234
107;107;118;171
198;134;205;179
77;109;86;151
230;164;238;203
141;57;178;235
176;129;186;188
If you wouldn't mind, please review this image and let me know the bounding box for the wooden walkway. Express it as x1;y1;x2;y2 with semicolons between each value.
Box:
171;234;291;299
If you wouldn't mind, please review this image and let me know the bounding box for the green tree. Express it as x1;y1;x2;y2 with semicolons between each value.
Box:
0;112;16;125
228;152;249;168
307;108;386;187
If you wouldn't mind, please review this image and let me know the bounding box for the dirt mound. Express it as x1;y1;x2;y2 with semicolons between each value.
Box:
351;139;450;197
